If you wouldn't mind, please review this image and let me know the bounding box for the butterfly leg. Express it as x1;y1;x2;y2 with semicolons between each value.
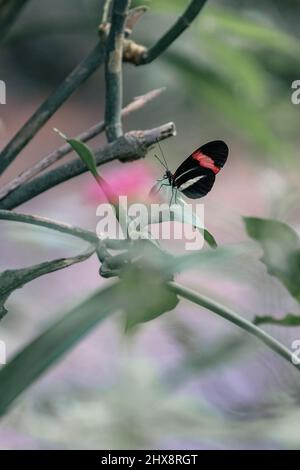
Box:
169;187;175;207
158;183;170;193
150;181;168;197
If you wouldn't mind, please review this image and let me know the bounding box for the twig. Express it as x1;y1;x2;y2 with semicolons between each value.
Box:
133;0;208;65
101;0;112;24
104;0;131;142
0;209;98;244
0;0;29;42
0;88;164;200
169;282;300;372
0;39;107;175
0;122;176;210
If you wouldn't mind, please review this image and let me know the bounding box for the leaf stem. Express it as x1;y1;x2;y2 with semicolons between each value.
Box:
169;281;300;371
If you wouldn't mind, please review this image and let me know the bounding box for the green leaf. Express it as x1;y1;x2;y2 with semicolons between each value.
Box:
254;313;300;327
68;138;98;178
54;128;98;178
0;246;95;319
0;283;120;416
98;240;179;329
0;240;180;413
121;264;179;330
244;217;300;302
203;229;217;249
0;238;240;414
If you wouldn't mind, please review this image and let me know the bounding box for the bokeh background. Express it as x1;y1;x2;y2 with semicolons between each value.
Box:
0;0;300;449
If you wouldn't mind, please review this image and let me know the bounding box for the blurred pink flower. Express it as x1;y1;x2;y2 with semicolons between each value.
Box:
84;161;158;204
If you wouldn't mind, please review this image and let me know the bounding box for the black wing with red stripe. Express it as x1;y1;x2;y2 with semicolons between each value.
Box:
173;140;228;199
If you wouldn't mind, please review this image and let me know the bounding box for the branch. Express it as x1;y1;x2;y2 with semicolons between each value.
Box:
0;209;98;244
0;39;107;175
129;0;208;65
169;282;300;372
0;122;176;210
104;0;131;142
0;0;29;42
0;88;164;200
101;0;112;24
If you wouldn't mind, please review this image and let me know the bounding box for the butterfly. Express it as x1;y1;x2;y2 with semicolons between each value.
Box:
153;140;229;204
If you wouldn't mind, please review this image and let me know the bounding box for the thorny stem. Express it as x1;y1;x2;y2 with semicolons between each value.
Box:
104;0;131;142
0;88;164;200
0;122;176;210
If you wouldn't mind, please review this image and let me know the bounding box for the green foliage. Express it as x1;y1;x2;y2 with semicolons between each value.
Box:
67;138;98;178
0;283;120;416
0;239;237;414
244;217;300;302
54;129;98;178
203;229;217;249
122;264;179;330
245;217;300;326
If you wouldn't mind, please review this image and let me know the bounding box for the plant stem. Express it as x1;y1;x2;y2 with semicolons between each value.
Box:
105;0;130;142
0;39;107;175
169;281;300;371
0;209;97;244
101;0;112;24
0;0;29;42
139;0;208;65
0;122;175;210
0;88;164;200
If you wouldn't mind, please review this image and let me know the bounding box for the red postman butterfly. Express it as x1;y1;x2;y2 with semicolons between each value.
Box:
154;140;228;203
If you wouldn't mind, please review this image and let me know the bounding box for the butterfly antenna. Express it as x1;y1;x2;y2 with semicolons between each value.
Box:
154;154;167;169
156;138;169;169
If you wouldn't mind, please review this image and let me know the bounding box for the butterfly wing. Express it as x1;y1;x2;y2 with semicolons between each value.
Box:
173;140;228;199
178;171;216;199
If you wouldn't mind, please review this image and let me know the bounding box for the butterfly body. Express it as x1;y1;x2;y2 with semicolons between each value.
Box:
158;140;228;201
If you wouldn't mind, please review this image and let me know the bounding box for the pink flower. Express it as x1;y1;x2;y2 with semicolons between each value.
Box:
84;161;159;204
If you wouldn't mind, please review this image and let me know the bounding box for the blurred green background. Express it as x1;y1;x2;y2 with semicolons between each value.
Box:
0;0;300;449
